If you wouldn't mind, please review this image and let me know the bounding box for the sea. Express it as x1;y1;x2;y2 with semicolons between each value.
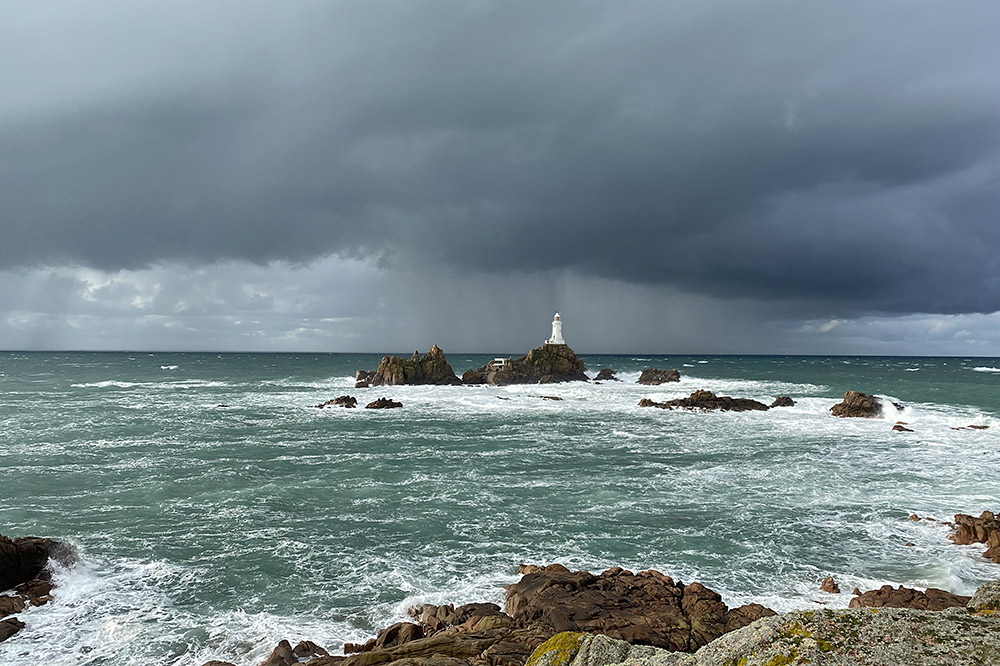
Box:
1;352;998;666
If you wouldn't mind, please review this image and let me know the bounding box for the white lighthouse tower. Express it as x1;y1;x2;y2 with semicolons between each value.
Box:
546;312;566;345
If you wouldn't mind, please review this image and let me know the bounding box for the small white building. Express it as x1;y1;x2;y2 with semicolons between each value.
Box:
487;357;510;371
546;312;566;345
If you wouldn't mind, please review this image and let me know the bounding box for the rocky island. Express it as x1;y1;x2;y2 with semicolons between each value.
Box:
462;343;588;386
356;345;462;387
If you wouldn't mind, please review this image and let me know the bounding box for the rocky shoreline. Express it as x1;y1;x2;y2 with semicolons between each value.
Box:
211;560;997;666
3;517;999;664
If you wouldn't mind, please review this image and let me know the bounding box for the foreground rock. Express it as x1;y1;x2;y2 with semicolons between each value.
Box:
637;368;680;385
462;345;588;386
527;586;1000;666
361;345;462;387
950;510;1000;563
365;397;403;410
638;391;770;413
201;571;1000;666
829;390;883;418
593;369;620;382
505;564;774;652
0;534;70;642
848;584;970;610
314;395;357;409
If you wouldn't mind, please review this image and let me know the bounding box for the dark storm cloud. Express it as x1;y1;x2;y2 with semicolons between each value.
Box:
3;0;1000;315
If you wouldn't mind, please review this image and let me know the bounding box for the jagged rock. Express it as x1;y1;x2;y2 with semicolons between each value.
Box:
830;390;883;418
365;397;403;409
463;344;588;386
504;564;775;652
594;369;620;382
363;345;462;387
260;639;297;666
637;368;681;385
375;622;425;649
294;640;330;659
314;395;358;409
892;424;914;432
950;510;1000;563
0;617;25;642
638;391;769;413
0;535;55;591
848;584;970;610
355;370;375;388
769;396;795;408
820;576;840;594
200;662;237;666
0;595;26;618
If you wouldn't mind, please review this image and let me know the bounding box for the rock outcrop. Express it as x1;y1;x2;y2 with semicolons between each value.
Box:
638;391;770;413
0;534;71;643
819;577;840;594
950;510;1000;563
593;369;620;382
504;564;775;652
769;396;795;408
637;369;681;385
363;346;462;387
314;395;358;409
848;584;970;610
202;569;1000;666
462;345;587;386
830;390;883;418
526;585;1000;666
365;397;403;409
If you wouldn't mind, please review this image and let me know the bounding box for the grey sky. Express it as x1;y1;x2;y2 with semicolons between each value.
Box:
2;1;1000;352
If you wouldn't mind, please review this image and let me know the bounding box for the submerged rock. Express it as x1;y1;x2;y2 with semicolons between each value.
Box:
365;397;403;409
638;390;770;413
0;617;25;643
314;395;357;408
363;345;462;387
463;345;588;386
637;368;681;385
830;390;883;418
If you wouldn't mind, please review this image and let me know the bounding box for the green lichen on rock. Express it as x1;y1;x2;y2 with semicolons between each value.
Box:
526;632;588;666
967;579;1000;613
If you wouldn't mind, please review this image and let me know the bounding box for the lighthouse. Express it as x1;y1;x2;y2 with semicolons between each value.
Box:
546;312;566;345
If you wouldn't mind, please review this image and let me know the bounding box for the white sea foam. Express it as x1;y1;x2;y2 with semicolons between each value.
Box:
161;365;179;370
972;366;1000;373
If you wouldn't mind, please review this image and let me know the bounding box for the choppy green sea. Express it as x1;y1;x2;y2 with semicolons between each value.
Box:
2;352;998;665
